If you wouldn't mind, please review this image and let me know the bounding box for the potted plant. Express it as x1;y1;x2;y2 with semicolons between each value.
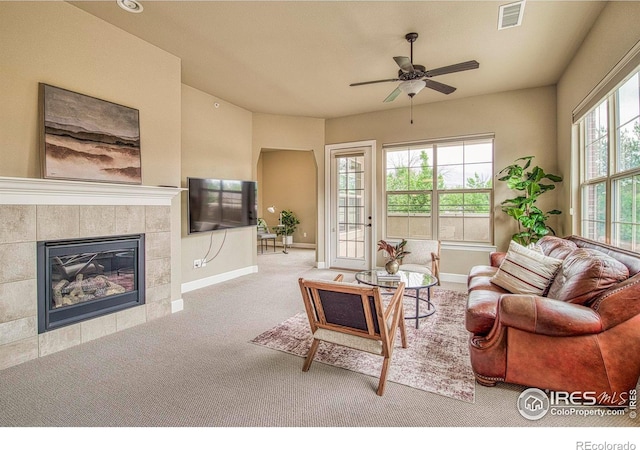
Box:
377;239;410;274
276;209;300;246
498;156;563;246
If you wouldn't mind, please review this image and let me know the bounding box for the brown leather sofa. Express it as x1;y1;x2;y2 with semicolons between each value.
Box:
466;235;640;405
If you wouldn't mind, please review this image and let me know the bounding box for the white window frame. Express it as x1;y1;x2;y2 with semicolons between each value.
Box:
578;66;640;250
383;134;494;244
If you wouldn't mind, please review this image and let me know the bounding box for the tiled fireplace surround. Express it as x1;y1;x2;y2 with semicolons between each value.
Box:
0;177;181;371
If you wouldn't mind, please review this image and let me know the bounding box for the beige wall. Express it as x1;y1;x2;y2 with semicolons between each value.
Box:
326;86;558;275
181;84;254;285
0;1;183;301
258;150;316;246
252;114;325;260
5;1;637;284
556;1;640;238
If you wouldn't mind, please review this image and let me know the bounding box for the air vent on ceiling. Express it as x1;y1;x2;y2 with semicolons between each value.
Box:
498;0;525;30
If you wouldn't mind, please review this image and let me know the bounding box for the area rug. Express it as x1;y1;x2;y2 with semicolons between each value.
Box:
250;287;475;403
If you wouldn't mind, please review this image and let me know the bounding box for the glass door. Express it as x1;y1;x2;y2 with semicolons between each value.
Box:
327;142;374;270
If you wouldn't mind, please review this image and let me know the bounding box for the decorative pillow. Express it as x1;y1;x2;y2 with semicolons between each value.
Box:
537;236;578;260
490;241;563;295
546;248;629;305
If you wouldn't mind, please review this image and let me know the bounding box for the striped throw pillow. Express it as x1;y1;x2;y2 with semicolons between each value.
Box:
491;241;562;295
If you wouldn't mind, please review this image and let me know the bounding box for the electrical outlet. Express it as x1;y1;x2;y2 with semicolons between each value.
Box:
193;259;202;268
303;232;307;237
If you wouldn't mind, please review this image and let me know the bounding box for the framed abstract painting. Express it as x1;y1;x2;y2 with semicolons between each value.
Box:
39;83;142;184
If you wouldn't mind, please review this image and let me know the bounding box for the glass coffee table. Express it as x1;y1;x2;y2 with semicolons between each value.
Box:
355;269;438;329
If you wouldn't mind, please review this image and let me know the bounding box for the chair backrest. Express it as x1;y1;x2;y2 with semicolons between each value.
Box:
298;278;405;348
399;239;441;276
257;218;269;233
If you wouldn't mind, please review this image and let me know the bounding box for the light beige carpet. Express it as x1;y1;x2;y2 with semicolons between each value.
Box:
251;288;475;402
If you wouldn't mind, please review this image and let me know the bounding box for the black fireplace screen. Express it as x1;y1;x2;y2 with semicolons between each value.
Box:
38;235;145;333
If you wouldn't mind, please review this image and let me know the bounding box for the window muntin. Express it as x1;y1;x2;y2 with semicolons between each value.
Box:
337;155;365;258
584;102;608;181
438;191;492;242
384;137;493;243
613;175;640;250
581;182;607;243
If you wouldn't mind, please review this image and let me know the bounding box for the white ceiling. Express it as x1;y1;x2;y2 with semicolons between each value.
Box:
70;0;607;119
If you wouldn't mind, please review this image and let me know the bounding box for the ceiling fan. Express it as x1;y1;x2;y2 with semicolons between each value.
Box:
350;32;480;103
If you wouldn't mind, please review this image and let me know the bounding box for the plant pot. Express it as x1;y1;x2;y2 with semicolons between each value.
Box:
385;259;399;274
283;235;293;246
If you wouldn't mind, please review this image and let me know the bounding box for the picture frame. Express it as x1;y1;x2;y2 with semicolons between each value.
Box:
39;83;142;184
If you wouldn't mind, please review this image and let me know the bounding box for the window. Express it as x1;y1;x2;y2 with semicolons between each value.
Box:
337;155;365;258
579;70;640;250
384;136;493;243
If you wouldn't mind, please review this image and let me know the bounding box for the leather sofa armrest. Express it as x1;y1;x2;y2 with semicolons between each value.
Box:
498;294;604;336
490;252;506;267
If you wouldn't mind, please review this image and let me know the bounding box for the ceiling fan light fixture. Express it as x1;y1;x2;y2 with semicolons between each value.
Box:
117;0;144;14
399;80;426;97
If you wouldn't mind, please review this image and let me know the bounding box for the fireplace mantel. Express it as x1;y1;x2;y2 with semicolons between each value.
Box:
0;176;183;206
0;177;181;372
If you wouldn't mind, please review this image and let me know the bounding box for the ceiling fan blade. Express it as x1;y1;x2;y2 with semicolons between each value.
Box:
383;86;402;103
393;56;414;72
423;79;457;95
425;60;480;78
350;78;399;87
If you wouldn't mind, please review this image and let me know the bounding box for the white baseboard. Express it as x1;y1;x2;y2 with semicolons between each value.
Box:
272;242;316;249
171;298;184;313
292;243;316;249
181;265;258;293
439;272;468;284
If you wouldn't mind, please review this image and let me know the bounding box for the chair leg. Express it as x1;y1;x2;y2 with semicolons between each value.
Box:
398;302;407;349
302;339;320;372
377;356;391;396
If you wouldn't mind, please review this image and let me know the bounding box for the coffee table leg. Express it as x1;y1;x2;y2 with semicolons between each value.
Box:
414;287;421;329
402;285;436;329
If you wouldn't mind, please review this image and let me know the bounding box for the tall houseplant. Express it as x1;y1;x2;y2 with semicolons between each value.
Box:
498;156;563;246
276;209;300;244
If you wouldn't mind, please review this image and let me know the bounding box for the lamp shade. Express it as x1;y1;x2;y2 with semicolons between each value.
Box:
267;206;276;214
399;80;426;97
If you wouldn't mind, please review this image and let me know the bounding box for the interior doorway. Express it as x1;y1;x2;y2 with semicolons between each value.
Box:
257;149;317;250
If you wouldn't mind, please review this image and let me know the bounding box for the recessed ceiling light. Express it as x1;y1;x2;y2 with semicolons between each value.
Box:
117;0;143;14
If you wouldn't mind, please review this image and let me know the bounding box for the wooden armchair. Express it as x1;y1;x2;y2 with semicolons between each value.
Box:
298;274;407;395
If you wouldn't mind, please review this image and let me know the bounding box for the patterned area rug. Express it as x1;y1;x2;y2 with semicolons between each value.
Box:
250;287;475;403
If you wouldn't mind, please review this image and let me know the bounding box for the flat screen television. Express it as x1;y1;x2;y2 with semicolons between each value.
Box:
187;177;257;234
